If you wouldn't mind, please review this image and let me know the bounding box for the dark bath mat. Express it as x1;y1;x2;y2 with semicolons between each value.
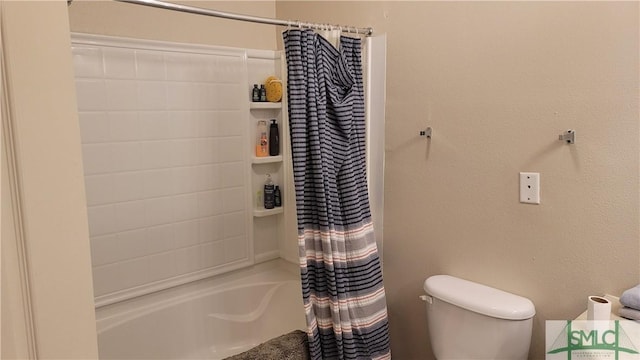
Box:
224;329;310;360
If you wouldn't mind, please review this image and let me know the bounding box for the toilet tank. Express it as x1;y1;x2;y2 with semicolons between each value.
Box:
423;275;536;360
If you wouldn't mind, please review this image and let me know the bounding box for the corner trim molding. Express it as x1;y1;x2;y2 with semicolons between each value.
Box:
1;3;38;357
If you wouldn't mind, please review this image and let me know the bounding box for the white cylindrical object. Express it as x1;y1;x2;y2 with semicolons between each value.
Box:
587;295;611;321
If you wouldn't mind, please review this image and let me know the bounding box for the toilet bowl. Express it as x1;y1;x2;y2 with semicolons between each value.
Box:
423;275;535;360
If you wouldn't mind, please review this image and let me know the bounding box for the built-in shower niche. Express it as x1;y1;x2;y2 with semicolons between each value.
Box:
72;34;291;307
247;51;289;264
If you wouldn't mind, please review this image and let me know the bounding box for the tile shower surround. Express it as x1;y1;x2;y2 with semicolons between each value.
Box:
73;40;252;301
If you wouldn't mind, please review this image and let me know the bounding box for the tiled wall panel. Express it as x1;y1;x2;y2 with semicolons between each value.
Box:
72;37;251;304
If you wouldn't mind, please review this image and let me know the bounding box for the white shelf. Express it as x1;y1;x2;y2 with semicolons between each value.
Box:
252;155;282;164
253;207;284;217
250;102;282;110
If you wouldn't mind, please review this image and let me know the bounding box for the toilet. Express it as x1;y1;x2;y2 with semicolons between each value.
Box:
423;275;536;360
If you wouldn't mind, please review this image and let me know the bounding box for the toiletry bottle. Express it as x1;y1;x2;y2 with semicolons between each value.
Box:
264;174;275;209
256;120;268;157
252;84;260;102
256;190;263;208
259;84;267;102
269;119;279;156
274;185;281;207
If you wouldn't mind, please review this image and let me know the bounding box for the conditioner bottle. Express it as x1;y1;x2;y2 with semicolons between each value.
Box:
269;119;279;156
274;185;282;207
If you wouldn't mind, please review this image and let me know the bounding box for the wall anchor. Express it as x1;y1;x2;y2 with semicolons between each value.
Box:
558;129;575;144
419;127;432;139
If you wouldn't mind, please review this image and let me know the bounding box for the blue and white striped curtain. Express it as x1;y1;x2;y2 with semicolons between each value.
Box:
283;29;392;360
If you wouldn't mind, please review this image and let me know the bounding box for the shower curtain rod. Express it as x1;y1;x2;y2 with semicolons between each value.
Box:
100;0;374;36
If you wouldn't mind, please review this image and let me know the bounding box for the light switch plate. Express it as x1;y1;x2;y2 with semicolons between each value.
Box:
520;172;540;204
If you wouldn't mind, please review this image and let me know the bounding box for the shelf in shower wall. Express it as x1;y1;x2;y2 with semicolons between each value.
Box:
253;207;284;217
252;155;283;164
248;62;290;264
250;102;282;110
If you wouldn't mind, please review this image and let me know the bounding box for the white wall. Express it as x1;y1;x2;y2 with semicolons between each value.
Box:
68;0;290;308
72;36;253;306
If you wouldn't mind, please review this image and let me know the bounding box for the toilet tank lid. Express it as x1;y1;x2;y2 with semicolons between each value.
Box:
423;275;535;320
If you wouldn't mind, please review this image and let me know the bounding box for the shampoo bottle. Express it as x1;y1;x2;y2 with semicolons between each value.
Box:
256;120;268;157
264;174;275;209
252;84;260;102
274;185;282;207
259;85;267;102
269;119;279;156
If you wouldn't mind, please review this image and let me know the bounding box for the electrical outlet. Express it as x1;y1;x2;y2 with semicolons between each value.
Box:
520;172;540;204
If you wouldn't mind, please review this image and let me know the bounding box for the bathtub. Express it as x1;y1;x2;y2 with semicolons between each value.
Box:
96;260;307;359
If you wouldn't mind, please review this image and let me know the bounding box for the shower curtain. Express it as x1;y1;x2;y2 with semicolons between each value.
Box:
283;29;391;360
